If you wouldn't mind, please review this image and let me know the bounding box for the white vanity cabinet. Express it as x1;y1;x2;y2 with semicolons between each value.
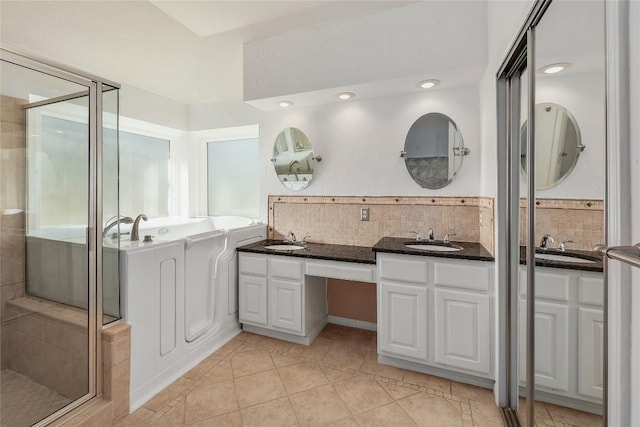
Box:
377;253;494;380
518;266;604;406
238;252;331;344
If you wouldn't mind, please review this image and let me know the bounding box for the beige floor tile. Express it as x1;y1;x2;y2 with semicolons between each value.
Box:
322;343;368;370
214;338;244;356
545;402;602;427
186;411;242;426
231;349;274;377
289;384;351;425
234;369;286;408
184;380;238;424
397;392;463;426
184;355;223;380
278;362;329;394
271;353;301;368
360;350;406;380
469;399;504;427
451;382;495;404
354;402;417;426
402;370;452;394
151;399;186;426
258;336;295;353
240;397;299;426
144;377;194;412
325;416;360;426
320;365;359;382
115;407;155;426
287;337;334;361
242;332;266;347
377;380;420;400
333;375;393;415
202;360;234;386
518;398;552;420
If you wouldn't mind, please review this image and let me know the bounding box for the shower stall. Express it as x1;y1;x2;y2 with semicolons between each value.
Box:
0;49;120;426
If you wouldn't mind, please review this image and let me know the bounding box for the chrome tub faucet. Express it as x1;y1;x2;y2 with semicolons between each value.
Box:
103;215;134;238
130;214;148;241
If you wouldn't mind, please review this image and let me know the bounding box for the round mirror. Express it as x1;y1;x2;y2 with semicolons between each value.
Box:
404;113;466;189
520;103;582;190
272;127;315;191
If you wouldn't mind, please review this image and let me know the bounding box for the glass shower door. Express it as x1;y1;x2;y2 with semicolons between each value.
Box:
0;54;96;426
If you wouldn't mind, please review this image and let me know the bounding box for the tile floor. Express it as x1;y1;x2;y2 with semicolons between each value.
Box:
115;324;602;427
0;369;71;427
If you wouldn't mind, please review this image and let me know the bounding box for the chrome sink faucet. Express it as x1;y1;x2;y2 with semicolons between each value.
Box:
444;233;457;244
130;214;148;241
410;230;424;241
540;234;554;249
557;240;574;252
103;215;133;238
285;231;297;244
428;228;435;241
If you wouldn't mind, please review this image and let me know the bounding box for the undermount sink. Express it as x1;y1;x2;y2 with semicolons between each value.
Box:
264;244;306;251
404;242;463;252
535;252;596;264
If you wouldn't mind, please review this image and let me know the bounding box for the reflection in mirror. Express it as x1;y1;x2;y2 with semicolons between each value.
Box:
520;103;582;190
272;127;315;191
404;113;466;189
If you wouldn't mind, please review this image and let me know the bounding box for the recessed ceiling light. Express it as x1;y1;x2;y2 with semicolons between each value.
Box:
278;100;293;107
417;79;441;89
337;92;355;100
539;63;571;74
55;130;65;134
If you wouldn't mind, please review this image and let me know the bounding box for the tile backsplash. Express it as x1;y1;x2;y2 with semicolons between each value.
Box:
519;198;604;251
268;195;495;254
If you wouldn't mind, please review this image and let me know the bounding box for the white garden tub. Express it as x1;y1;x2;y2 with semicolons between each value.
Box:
119;216;266;410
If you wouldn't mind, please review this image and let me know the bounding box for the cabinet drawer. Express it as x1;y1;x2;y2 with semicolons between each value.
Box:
270;257;303;281
519;270;570;302
239;254;267;276
433;261;491;292
578;275;604;306
378;254;428;284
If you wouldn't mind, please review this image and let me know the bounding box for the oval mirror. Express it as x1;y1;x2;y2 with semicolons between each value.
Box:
272;127;315;191
520;103;582;190
404;113;466;189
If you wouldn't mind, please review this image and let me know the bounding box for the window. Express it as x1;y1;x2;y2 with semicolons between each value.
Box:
207;138;259;218
106;129;170;218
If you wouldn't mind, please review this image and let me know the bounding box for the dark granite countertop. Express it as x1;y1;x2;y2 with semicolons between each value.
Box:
236;239;376;265
519;246;604;272
372;236;495;262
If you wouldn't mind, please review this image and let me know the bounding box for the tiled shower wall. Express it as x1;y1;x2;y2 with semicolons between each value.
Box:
519;198;604;251
268;195;495;254
1;94;27;357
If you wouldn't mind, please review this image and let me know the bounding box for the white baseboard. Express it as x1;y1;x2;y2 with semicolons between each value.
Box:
327;315;377;331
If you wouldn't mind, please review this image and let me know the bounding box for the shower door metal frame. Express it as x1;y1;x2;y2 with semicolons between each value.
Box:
0;47;120;426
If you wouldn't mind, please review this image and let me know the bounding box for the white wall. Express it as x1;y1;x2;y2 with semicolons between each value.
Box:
119;85;189;131
258;85;481;220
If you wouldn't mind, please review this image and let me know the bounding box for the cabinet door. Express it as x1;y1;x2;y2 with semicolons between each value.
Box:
519;299;569;392
378;281;427;360
578;308;604;400
239;274;268;325
434;289;491;375
269;278;303;333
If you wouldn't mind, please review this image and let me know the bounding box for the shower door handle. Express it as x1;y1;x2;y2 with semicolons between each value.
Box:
593;243;640;269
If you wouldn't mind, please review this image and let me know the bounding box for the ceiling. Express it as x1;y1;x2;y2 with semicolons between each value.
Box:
3;1;476;107
149;1;334;38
